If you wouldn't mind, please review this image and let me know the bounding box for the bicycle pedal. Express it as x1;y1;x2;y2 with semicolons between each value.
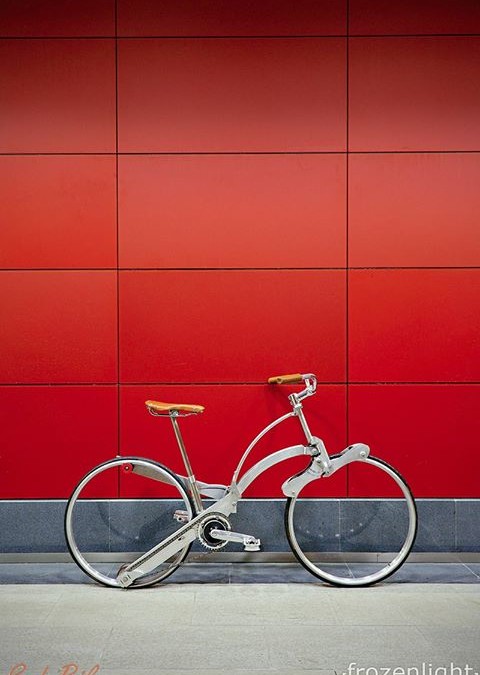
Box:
208;528;262;552
244;538;261;552
173;509;189;523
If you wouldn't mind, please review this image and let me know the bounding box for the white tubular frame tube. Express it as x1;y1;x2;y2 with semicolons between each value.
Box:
236;445;312;495
231;412;295;485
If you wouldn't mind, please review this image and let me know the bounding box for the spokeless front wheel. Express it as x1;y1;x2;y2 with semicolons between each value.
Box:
285;456;417;587
65;457;194;588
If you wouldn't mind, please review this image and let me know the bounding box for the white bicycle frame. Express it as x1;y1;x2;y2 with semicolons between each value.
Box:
117;375;370;587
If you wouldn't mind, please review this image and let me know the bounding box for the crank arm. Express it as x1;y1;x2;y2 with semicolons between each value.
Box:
209;529;261;551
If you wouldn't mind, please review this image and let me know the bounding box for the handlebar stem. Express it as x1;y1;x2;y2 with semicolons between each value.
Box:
288;374;318;446
289;373;317;404
289;396;315;445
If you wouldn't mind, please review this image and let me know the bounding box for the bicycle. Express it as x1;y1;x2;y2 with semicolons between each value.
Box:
65;372;418;588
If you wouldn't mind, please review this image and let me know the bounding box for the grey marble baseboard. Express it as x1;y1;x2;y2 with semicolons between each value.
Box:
0;499;478;555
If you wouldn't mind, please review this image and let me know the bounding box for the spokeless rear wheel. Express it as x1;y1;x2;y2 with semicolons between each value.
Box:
65;457;194;588
285;456;417;587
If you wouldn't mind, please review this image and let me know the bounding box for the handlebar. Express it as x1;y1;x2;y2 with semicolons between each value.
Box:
268;373;303;384
268;372;317;401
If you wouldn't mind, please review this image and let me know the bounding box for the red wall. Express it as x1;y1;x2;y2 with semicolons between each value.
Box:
1;1;479;499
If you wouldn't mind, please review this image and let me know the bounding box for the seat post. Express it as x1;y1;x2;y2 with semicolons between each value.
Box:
169;413;204;512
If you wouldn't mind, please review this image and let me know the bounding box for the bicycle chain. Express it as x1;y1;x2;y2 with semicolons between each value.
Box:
127;511;228;572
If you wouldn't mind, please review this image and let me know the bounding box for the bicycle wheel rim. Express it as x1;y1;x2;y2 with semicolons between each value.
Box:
285;456;417;587
65;457;194;588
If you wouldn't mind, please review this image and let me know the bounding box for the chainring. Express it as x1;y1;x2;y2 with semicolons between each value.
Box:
198;514;231;551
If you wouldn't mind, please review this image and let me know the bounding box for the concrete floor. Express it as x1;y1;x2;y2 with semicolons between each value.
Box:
1;561;480;584
0;565;479;674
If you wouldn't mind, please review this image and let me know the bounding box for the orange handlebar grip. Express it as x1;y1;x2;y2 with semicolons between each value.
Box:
268;373;303;385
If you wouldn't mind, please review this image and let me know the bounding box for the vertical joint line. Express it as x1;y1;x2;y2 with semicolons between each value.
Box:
115;0;121;489
346;0;350;493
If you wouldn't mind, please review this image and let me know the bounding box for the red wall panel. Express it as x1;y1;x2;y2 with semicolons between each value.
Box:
0;39;116;153
349;37;480;151
0;386;118;498
118;38;346;152
0;156;116;269
0;272;117;384
350;0;480;35
117;0;346;36
119;154;345;268
349;270;480;383
349;153;480;267
1;3;479;501
120;385;347;498
349;385;480;497
119;270;346;384
0;0;115;37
